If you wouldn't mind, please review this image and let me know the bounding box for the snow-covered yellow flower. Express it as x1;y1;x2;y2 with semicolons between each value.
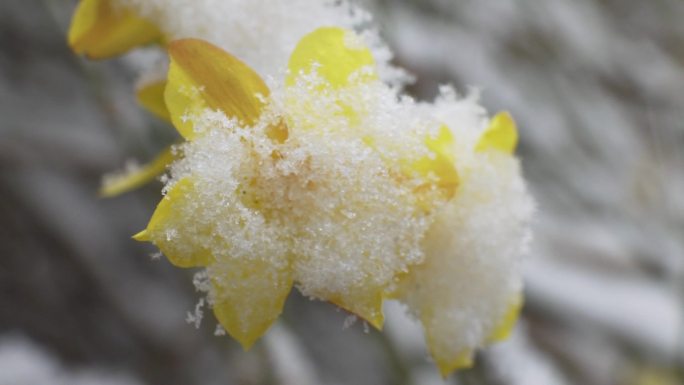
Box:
127;25;533;377
67;0;533;377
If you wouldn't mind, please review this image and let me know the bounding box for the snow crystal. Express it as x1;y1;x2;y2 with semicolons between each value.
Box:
214;324;226;336
149;251;162;260
192;270;211;293
186;298;205;329
343;315;358;330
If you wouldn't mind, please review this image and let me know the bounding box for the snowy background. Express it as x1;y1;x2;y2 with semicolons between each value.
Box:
1;0;682;384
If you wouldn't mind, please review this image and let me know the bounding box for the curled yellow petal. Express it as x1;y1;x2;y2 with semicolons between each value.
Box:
100;147;175;198
475;111;518;154
165;39;270;140
137;80;171;122
68;0;163;59
488;293;523;342
211;260;293;350
412;125;460;202
133;177;213;268
287;27;377;88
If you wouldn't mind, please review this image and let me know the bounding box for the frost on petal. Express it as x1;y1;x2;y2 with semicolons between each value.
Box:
165;39;270;140
134;177;214;268
286;27;377;89
209;259;293;350
68;0;163;59
397;146;534;377
411;125;460;205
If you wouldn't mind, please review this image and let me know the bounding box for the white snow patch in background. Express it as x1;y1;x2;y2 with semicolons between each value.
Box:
525;257;682;360
264;324;320;385
0;334;143;385
486;325;570;385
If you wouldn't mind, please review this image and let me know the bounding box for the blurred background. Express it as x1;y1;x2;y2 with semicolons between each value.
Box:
1;0;682;384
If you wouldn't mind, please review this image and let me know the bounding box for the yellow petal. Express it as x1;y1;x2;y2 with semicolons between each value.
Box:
329;288;385;330
133;177;213;268
475;111;518;154
68;0;163;59
137;80;171;122
433;348;474;378
211;260;293;350
423;293;523;378
488;292;523;342
411;125;460;203
421;309;475;378
100;147;175;197
286;27;377;88
165;39;270;140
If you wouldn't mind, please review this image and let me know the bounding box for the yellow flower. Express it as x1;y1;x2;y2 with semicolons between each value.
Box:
132;26;454;342
395;109;529;376
68;1;530;372
129;26;528;376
